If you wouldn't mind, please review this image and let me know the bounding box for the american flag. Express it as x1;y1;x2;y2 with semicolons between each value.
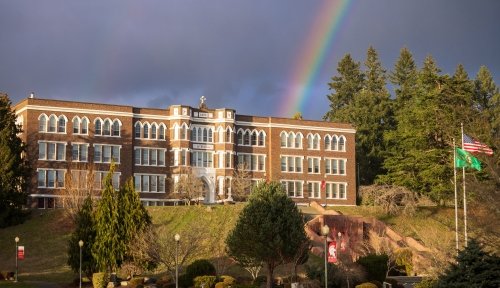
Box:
463;134;494;155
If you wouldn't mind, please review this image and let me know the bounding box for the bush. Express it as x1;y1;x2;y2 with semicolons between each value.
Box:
92;272;109;288
220;275;236;285
355;283;378;288
194;275;217;288
414;278;437;288
356;254;389;283
181;259;217;287
129;277;145;288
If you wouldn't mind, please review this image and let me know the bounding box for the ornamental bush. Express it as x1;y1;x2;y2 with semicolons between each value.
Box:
180;259;216;287
355;283;378;288
92;272;109;288
194;275;217;288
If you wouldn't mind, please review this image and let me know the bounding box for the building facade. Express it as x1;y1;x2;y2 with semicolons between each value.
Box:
14;96;357;208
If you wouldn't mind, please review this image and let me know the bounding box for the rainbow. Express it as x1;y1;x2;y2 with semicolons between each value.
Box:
279;0;352;118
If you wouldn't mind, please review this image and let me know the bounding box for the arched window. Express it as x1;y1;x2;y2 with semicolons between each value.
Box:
81;117;88;134
218;127;224;143
280;132;287;147
143;124;149;139
196;128;201;142
103;119;111;136
180;124;187;140
203;128;208;142
48;115;57;132
251;131;257;146
332;136;338;151
243;131;250;146
151;124;157;139
112;120;120;136
39;114;47;132
325;136;331;150
295;133;303;148
73;117;80;134
338;136;345;151
226;128;232;143
307;134;313;149
237;130;243;145
208;128;213;142
95;119;102;135
313;134;319;149
159;125;165;140
258;131;265;146
287;132;293;148
135;122;141;138
58;116;66;133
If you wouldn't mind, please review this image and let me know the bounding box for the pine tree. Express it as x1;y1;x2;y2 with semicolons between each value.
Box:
323;53;364;123
118;177;151;262
92;164;124;272
0;93;31;227
437;239;500;288
353;46;393;184
67;196;97;279
226;181;309;288
389;47;418;112
379;56;454;202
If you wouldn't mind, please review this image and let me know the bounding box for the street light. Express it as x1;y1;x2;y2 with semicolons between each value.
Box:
79;240;84;288
321;225;330;288
14;236;19;282
174;234;181;288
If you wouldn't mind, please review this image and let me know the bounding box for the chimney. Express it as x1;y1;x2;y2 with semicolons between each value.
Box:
29;92;35;99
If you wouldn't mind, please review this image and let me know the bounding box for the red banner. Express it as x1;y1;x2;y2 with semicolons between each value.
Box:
327;241;337;263
321;180;326;191
17;246;24;260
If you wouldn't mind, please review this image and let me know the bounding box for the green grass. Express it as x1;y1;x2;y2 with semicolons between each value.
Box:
0;203;459;285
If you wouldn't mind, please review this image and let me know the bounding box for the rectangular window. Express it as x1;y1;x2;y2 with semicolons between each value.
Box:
135;149;141;165
308;157;320;174
281;180;303;198
94;144;120;163
258;155;265;171
158;150;165;166
48;143;56;160
72;144;88;162
142;149;149;165
325;182;347;199
134;175;141;191
150;176;157;192
56;143;65;160
308;182;320;198
47;170;56;187
39;142;46;159
181;150;187;166
38;170;46;187
158;176;165;192
225;152;231;168
150;150;157;166
281;157;286;172
295;157;302;173
94;145;102;162
112;146;120;162
288;156;294;172
103;146;111;163
325;159;346;175
142;175;149;192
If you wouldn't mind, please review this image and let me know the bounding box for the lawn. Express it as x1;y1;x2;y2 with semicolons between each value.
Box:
0;203;458;285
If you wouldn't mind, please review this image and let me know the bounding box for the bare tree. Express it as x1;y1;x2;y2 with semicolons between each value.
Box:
122;226;160;278
231;163;252;201
174;167;203;205
149;220;210;278
57;162;99;222
361;185;418;216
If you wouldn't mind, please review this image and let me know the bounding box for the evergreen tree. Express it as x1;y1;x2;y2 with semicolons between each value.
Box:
436;239;500;288
379;56;454;202
353;46;393;184
323;53;364;123
389;47;418;111
67;196;97;279
118;177;151;262
226;181;309;288
92;164;124;272
0;93;31;227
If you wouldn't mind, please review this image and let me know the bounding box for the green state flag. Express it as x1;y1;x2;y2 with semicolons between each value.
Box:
455;147;481;171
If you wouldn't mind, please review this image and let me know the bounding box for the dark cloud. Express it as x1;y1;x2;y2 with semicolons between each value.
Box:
1;0;499;119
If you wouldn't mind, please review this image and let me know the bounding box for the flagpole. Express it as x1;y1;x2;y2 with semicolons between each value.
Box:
453;139;459;252
461;123;468;246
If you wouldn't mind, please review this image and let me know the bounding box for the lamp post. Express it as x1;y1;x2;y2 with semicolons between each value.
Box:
174;233;181;288
321;225;330;288
14;236;19;282
79;240;84;288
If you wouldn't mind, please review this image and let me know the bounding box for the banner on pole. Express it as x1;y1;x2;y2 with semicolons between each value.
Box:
17;246;25;260
327;241;337;263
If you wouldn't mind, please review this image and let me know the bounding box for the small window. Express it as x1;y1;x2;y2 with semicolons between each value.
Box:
112;120;120;136
151;124;157;139
95;120;102;135
39;115;47;132
58;116;66;133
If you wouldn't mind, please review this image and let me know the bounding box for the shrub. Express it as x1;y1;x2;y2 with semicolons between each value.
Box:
129;277;145;288
181;259;217;287
414;278;437;288
220;275;236;285
355;283;378;288
92;272;109;288
194;275;217;288
356;254;389;283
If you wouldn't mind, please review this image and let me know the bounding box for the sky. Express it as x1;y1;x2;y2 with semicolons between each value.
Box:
1;0;500;120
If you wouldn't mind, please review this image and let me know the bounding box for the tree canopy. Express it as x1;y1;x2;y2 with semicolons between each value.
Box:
0;93;30;227
226;181;309;288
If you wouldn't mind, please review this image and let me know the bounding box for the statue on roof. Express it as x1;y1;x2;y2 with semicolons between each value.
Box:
199;95;207;110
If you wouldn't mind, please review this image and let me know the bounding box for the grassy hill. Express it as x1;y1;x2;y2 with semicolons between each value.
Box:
0;204;460;285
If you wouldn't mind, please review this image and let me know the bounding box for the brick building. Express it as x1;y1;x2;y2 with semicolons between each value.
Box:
13;95;357;208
